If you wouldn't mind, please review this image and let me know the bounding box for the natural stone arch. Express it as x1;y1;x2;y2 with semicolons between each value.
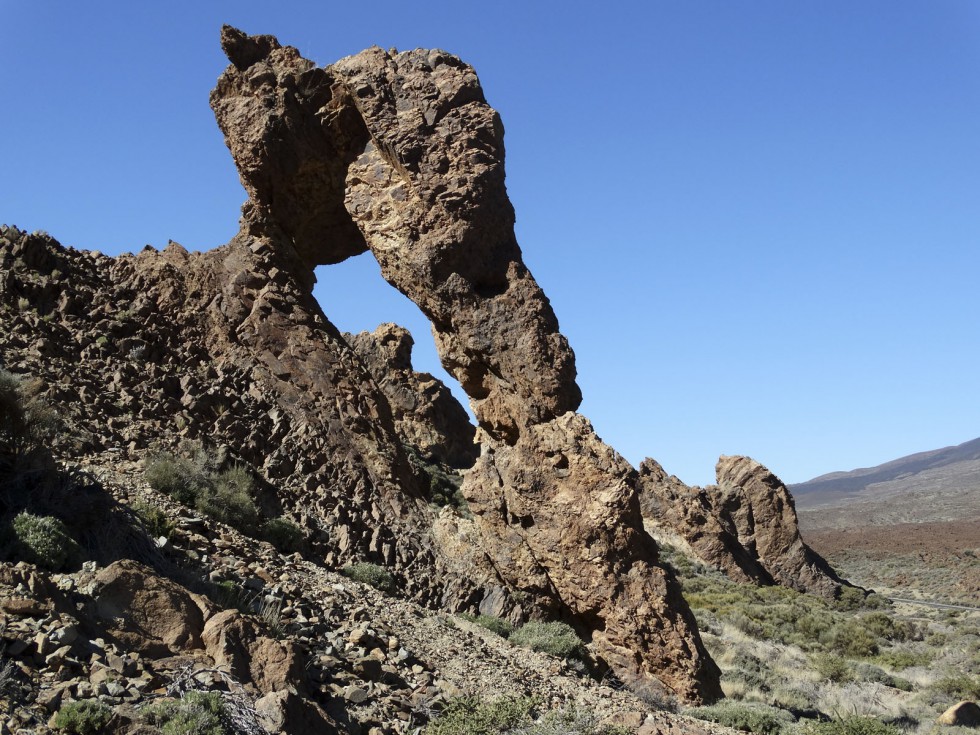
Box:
211;26;721;702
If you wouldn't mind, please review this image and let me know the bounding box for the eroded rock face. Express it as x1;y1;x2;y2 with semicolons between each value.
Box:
639;455;848;599
346;323;477;469
210;26;720;701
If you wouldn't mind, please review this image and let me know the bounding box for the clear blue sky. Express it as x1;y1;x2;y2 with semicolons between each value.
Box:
3;1;978;486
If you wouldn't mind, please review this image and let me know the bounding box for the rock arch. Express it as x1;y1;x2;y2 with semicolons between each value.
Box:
211;26;720;702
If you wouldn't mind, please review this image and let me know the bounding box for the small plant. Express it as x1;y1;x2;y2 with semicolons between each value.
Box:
686;701;790;735
510;620;586;661
424;696;537;735
52;699;113;734
195;465;259;534
341;562;397;594
132;500;176;539
144;690;227;735
460;613;515;638
261;516;305;552
144;452;205;505
11;511;80;570
932;673;980;701
803;716;900;735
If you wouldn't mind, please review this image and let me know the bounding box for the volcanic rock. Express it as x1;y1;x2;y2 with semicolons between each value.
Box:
639;455;848;599
209;27;720;701
346;323;477;470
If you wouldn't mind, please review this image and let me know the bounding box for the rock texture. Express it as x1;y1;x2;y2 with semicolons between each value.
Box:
639;455;848;599
209;26;719;701
346;323;477;469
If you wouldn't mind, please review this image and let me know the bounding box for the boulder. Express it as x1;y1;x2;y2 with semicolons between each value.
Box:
939;701;980;727
90;560;204;656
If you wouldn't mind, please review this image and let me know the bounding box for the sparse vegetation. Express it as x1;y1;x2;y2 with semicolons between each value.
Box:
11;511;79;570
510;621;586;661
804;716;900;735
341;561;397;593
132;500;176;539
261;516;305;552
144;448;259;534
460;613;515;638
686;701;791;735
52;699;113;734
144;690;228;735
425;696;537;735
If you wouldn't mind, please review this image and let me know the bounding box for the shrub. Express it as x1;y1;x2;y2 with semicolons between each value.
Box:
932;673;980;700
196;466;259;533
460;613;515;638
52;699;113;734
144;453;205;505
873;648;933;670
145;452;260;534
686;702;790;735
860;613;913;643
825;621;879;657
835;587;870;611
510;621;586;661
804;716;900;735
519;707;633;734
132;500;175;539
144;690;227;735
341;562;397;594
425;696;536;735
261;516;305;552
812;654;854;684
0;369;56;459
12;511;79;570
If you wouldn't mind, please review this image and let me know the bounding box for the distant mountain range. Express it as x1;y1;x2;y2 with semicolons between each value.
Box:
792;437;980;530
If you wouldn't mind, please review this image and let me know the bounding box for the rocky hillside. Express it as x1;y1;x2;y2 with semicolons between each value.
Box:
792;436;980;528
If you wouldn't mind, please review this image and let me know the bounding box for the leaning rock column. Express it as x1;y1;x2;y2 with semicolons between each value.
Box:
332;47;720;702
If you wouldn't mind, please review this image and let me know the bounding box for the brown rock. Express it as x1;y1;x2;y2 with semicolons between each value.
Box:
209;28;720;702
255;689;340;735
346;324;477;469
90;560;204;656
202;609;304;695
639;455;849;599
939;701;980;727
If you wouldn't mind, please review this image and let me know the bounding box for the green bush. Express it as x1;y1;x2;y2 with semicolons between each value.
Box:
825;621;880;657
932;673;980;700
52;699;113;734
510;621;586;661
12;511;79;570
874;648;933;670
425;696;536;735
261;516;305;552
804;716;900;735
132;500;176;539
686;702;790;735
460;613;515;638
341;562;397;594
144;690;227;735
145;452;260;535
196;466;259;534
812;654;853;683
144;453;206;505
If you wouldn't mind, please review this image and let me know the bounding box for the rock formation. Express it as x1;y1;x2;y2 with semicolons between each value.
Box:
346;323;477;470
639;455;848;599
209;26;719;701
0;26;722;702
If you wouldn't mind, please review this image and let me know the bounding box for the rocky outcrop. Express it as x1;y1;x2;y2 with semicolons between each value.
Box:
0;27;721;702
209;27;719;701
639;455;848;599
346;323;477;469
